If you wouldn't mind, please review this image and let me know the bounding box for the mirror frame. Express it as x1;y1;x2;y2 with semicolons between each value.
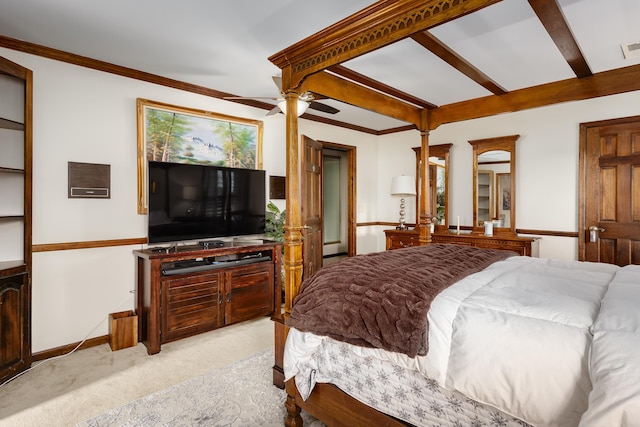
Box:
468;135;519;234
413;143;452;230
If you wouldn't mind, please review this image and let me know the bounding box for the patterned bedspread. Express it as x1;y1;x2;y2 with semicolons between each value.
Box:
291;333;531;427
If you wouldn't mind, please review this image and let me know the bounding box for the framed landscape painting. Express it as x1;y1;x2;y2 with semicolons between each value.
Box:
136;98;263;214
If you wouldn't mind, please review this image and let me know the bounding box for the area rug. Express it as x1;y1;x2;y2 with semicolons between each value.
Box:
77;349;323;427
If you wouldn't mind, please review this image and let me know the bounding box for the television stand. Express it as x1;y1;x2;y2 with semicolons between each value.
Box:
134;240;282;355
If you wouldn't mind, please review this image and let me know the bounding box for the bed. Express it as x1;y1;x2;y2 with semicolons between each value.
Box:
266;1;640;426
282;245;640;426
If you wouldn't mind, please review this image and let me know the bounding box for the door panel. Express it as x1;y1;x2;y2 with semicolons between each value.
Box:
161;271;222;342
226;263;273;324
302;135;323;280
582;119;640;265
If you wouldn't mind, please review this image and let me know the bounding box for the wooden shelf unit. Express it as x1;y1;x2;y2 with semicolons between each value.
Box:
134;240;282;355
0;56;32;384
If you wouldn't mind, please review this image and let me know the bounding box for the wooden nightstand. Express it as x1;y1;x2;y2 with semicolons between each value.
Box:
384;229;420;250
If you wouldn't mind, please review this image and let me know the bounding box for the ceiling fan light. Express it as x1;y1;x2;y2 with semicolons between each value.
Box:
277;100;309;116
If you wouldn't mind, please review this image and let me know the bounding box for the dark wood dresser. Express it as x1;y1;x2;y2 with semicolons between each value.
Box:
384;229;539;256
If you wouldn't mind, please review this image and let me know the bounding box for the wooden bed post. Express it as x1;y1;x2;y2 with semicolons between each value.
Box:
418;110;433;245
285;382;303;427
280;67;307;426
271;66;307;391
282;89;305;315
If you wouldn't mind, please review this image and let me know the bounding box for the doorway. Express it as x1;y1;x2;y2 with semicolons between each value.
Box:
301;136;356;280
579;115;640;265
321;141;356;264
323;149;348;258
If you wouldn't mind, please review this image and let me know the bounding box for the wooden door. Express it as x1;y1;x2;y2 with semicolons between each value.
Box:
581;117;640;265
302;135;323;280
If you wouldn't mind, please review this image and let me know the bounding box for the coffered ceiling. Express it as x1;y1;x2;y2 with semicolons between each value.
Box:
0;0;639;133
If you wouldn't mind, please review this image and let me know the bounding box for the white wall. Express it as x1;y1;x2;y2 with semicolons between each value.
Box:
373;131;422;250
428;91;640;259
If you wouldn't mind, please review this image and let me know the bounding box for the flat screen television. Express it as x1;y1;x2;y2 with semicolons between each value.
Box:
147;161;266;244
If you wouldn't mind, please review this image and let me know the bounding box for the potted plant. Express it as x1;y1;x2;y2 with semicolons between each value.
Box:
265;201;285;243
265;201;286;301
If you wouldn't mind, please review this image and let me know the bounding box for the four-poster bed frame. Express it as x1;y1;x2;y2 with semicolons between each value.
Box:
267;0;640;425
270;3;482;424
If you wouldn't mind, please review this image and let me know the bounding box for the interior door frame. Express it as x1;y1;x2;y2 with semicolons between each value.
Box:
578;114;640;262
320;140;357;257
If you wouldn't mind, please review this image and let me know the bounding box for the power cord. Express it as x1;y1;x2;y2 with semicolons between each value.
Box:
0;290;135;389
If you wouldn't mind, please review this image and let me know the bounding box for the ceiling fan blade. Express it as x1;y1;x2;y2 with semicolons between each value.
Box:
308;101;340;114
265;105;282;116
272;76;282;91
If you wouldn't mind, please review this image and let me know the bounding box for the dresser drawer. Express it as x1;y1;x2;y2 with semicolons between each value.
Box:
384;229;421;250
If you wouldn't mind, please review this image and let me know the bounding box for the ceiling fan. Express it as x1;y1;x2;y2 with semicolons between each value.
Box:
224;76;340;116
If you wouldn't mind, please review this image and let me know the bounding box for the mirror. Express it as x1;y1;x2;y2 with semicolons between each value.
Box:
469;135;519;234
413;144;452;229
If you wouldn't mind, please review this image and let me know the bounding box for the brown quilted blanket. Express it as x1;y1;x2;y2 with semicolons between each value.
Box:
286;244;514;358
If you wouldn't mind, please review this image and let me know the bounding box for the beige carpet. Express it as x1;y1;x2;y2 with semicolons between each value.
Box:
0;317;287;427
77;348;321;426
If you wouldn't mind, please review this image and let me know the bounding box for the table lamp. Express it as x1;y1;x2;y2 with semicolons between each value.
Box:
390;175;416;230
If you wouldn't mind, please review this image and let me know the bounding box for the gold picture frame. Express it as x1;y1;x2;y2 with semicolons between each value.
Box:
136;98;263;214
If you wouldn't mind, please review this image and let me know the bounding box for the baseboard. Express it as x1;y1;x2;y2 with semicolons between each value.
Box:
323;252;347;259
32;334;109;362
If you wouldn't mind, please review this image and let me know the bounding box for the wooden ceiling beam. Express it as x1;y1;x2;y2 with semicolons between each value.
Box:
411;31;507;95
301;71;422;127
528;0;592;78
328;64;437;109
270;0;503;90
429;63;640;129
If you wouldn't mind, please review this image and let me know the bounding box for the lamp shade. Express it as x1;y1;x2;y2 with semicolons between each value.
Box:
390;175;416;196
277;100;309;116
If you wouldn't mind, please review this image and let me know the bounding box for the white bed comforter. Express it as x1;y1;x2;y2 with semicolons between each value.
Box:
579;264;640;426
284;256;640;427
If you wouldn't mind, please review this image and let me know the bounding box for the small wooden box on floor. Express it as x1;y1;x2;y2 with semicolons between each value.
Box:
109;310;138;351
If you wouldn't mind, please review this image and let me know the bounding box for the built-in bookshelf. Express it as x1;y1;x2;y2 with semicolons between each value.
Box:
0;55;32;384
